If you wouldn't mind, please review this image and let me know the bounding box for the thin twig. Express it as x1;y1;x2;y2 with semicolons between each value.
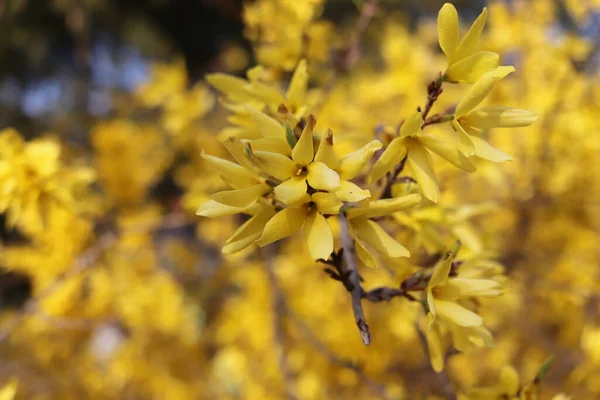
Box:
262;246;298;400
420;73;444;120
338;213;372;346
336;0;380;73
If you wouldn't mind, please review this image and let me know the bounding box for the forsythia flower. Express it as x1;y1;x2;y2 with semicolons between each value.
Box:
426;242;502;371
370;111;475;203
438;4;499;83
0;128;95;234
452;69;539;158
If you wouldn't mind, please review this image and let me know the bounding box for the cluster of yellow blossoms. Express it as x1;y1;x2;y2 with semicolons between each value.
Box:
0;0;598;398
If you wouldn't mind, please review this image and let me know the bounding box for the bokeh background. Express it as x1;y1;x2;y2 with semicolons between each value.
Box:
0;0;598;398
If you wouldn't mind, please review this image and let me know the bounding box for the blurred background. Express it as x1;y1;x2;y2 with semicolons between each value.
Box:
0;0;598;399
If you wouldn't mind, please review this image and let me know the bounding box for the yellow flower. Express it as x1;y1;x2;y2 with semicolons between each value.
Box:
255;192;342;260
0;129;95;235
253;116;341;205
346;194;422;268
370;111;475;203
452;69;539;158
438;4;500;83
425;242;502;371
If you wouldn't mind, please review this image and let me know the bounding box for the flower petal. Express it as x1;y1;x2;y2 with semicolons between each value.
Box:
435;300;483;327
303;211;333;260
206;73;253;102
339;140;383;180
352;217;410;258
426;323;445;372
369;137;408;183
448;278;502;297
463;106;539;128
438;3;459;59
455;74;497;117
406;143;440;203
197;200;246;218
470;135;512;162
291;115;316;165
246;81;285;105
454;7;488;61
274;177;308;205
222;208;276;254
335;180;371;202
446;51;499;83
314;129;340;170
256;207;306;246
201;150;256;189
246;106;286;139
286;59;308;107
251;137;292;156
307;161;340;191
312;192;343;215
223;137;261;174
354;237;379;268
347;193;422;219
212;183;271;207
253;151;296;181
399;111;424;137
419;134;476;172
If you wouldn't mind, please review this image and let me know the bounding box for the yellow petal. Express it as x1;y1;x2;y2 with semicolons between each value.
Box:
470;135;512;162
307;161;340;191
274;177;308;205
355;237;378;268
419;134;476;172
197;200;246;217
201;151;256;189
369;137;408;183
347;193;422;219
430;257;452;288
454;7;488;62
253;151;296;181
314;129;340;170
223;208;276;254
406;143;439;203
399;111;424;137
303;211;333;260
223;137;261;174
352;218;410;258
446;51;499;83
468;325;495;348
339;140;383;180
426;324;445;372
335;180;371;202
251;137;292;156
487;65;516;79
246;81;285;104
500;366;520;394
455;74;497;117
246;106;286;139
292;115;316;164
457;125;476;157
435;300;483;327
0;378;17;400
462;106;539;128
286;59;308;107
312;192;343;215
256;207;306;246
448;278;502;297
427;292;437;322
205;73;253;102
438;3;459;59
212;183;271;207
449;324;472;353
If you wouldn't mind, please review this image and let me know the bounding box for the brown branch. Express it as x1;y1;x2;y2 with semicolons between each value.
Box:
338;213;372;346
420;73;444;120
422;113;453;128
262;246;298;400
